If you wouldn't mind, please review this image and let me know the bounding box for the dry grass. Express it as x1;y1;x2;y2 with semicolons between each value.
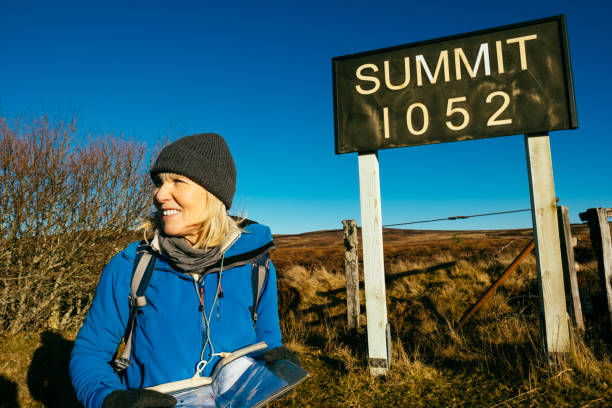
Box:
268;227;611;407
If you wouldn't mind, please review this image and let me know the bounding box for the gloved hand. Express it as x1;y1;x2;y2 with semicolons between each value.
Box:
261;346;301;367
102;389;177;408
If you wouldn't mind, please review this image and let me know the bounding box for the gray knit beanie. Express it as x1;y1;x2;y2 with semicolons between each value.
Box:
150;133;236;209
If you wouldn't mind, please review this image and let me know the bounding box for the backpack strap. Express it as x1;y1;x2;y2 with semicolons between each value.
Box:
249;254;270;326
113;242;157;374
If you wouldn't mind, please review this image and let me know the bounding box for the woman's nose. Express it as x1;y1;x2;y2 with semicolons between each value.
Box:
155;183;172;203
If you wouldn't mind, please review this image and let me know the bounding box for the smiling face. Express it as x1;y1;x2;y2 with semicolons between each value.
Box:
153;173;208;244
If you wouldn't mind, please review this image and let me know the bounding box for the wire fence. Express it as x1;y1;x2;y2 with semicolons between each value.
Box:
382;208;531;228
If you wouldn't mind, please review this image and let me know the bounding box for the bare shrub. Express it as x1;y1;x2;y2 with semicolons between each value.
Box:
0;116;152;333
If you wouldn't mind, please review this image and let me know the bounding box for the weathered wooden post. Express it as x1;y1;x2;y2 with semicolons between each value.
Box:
525;133;570;353
557;205;584;331
579;208;612;332
358;152;391;375
342;219;360;329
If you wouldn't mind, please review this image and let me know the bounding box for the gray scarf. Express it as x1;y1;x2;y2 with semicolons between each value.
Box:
151;229;241;274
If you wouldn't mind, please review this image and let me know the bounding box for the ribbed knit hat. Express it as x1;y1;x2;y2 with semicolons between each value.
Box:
150;133;236;209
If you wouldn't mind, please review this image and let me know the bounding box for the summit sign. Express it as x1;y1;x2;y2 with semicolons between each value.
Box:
334;16;578;373
332;16;577;154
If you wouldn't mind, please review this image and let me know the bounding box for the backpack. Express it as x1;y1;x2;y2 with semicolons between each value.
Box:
112;242;271;374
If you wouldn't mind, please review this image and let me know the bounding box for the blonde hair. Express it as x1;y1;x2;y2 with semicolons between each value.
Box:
139;173;242;249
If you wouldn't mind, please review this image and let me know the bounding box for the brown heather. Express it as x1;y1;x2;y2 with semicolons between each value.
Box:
0;116;610;406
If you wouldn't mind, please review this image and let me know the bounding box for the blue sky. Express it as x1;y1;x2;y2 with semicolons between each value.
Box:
1;0;610;234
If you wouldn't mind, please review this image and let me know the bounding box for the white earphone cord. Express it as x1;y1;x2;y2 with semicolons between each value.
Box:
192;255;229;376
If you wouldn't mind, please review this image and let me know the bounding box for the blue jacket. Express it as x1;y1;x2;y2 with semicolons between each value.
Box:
70;223;282;408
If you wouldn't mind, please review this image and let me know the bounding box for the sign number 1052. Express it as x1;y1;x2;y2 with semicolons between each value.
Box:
383;91;512;138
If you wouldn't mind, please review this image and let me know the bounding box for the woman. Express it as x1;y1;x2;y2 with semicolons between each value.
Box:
70;133;296;408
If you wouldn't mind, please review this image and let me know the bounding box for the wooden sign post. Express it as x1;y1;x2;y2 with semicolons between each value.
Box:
525;133;570;352
358;152;391;375
332;15;578;370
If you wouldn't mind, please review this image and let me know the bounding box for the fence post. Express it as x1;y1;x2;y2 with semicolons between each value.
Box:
524;133;570;353
579;208;612;333
342;219;360;329
557;205;584;331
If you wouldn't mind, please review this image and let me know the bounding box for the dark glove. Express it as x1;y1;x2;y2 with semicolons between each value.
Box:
102;389;177;408
261;346;301;367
